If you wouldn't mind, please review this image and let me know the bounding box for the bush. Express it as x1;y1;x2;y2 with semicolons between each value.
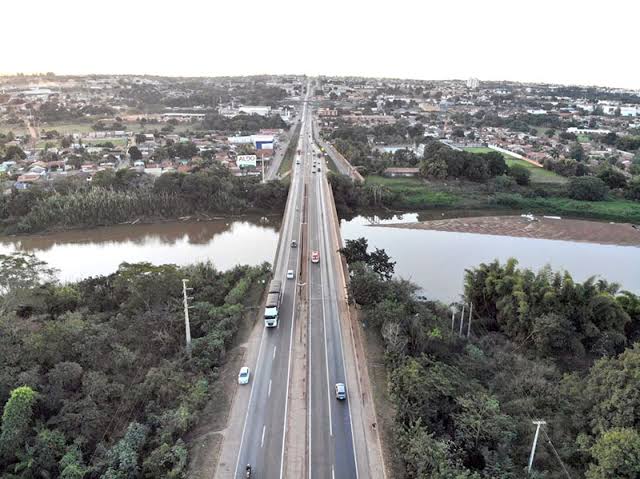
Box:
598;168;628;189
568;176;608;201
492;175;515;192
626;177;640;201
507;164;531;186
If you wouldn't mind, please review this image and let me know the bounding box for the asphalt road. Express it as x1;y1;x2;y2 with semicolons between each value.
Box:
233;84;308;478
232;81;358;479
307;133;358;479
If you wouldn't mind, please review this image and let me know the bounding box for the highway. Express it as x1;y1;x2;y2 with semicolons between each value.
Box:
217;81;362;479
230;93;308;478
307;130;358;478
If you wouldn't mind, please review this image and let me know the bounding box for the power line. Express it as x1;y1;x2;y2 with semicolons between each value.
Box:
542;427;573;479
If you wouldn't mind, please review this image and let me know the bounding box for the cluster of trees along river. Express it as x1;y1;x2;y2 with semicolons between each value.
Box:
0;165;288;234
340;238;640;479
0;253;271;478
1;236;639;477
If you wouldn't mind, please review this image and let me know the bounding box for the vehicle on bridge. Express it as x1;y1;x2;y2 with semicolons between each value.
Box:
311;251;320;263
335;382;346;400
264;279;282;327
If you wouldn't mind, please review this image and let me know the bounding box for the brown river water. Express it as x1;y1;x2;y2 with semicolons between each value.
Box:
1;211;638;303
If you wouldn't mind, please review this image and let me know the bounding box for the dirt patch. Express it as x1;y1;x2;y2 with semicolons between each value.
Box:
188;432;223;479
378;215;640;247
362;319;405;477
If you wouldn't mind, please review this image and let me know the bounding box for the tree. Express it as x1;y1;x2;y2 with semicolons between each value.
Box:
135;133;147;145
586;345;640;435
128;145;142;161
369;247;396;280
484;152;508;177
568;176;608;201
3;145;26;161
597;168;627;189
340;238;370;264
569;142;585;161
531;313;578;356
0;252;57;296
454;392;515;450
420;157;447;179
101;422;149;478
626;177;640;201
0;386;38;462
507;164;531;186
586;428;640;479
602;132;618;146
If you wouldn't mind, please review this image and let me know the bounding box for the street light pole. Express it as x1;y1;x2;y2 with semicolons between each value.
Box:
528;420;547;474
182;279;193;355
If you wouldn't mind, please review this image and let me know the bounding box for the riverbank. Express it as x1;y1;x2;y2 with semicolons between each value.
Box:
0;208;283;237
375;214;640;247
363;175;640;224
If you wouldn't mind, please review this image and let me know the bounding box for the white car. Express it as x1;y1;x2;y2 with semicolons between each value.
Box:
238;366;250;385
287;269;294;279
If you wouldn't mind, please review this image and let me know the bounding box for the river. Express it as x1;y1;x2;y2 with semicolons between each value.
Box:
0;217;280;282
2;212;639;303
340;212;640;303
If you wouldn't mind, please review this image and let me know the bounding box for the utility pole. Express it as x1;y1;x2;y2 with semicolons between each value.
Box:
182;279;193;356
467;302;473;338
528;420;547;474
459;304;466;337
451;308;455;333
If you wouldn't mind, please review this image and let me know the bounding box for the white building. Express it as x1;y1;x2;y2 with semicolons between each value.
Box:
567;127;611;135
466;78;480;90
238;106;271;116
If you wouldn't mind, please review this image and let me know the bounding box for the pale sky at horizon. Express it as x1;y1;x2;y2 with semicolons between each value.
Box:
3;0;639;89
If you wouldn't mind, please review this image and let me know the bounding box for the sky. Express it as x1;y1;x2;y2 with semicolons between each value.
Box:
2;0;639;89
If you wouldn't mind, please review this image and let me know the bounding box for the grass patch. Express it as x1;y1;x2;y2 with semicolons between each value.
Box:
505;158;566;184
38;122;96;134
493;194;640;223
83;138;128;146
366;175;459;208
278;123;301;175
578;134;591;143
0;124;28;136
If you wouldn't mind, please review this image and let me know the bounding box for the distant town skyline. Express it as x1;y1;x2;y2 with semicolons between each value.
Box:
3;0;639;90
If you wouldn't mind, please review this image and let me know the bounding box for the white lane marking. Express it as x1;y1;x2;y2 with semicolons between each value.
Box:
234;325;267;478
261;425;266;448
268;379;272;397
332;465;335;479
319;175;360;479
307;122;314;479
273;346;277;359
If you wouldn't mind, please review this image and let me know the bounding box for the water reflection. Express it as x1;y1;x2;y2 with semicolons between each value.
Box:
341;214;640;303
0;216;281;282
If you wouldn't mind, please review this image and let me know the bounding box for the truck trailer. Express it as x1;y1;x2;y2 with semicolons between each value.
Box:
264;279;282;327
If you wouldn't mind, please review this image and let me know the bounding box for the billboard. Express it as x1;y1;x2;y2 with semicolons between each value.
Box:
237;155;257;168
255;141;274;150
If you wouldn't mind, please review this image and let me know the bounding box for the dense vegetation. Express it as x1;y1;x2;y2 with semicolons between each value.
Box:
200;113;286;134
0;165;288;234
419;142;508;182
341;239;640;478
0;253;271;478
